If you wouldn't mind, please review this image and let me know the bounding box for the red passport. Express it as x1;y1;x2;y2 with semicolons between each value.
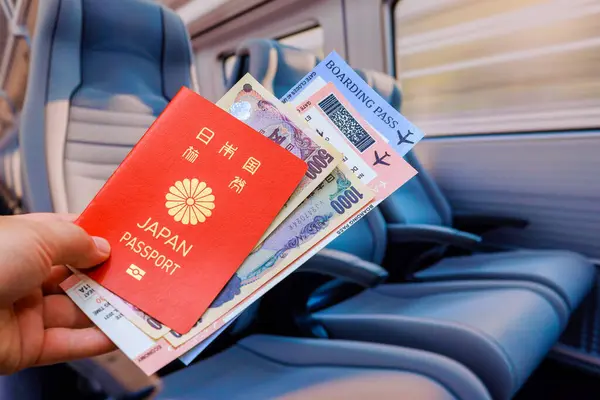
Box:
77;87;307;333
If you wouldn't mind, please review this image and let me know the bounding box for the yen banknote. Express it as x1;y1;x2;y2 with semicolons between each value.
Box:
217;73;342;242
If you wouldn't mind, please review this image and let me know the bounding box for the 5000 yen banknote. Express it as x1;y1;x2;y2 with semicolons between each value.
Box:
217;74;342;243
164;164;373;347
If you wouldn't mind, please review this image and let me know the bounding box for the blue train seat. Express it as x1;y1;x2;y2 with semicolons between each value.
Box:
14;0;196;397
8;5;495;400
19;0;196;214
224;39;596;398
226;38;319;99
225;39;595;315
301;241;563;399
351;69;595;314
157;335;491;400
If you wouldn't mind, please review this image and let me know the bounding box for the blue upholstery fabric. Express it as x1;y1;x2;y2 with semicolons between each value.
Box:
19;0;61;211
224;40;595;399
314;281;563;400
46;1;82;104
354;69;403;113
326;209;388;265
19;0;192;212
352;68;595;311
227;39;320;98
72;1;190;114
14;1;195;396
157;335;491;400
224;40;391;265
160;6;194;100
72;2;165;113
415;250;595;312
349;69;453;226
382;151;453;225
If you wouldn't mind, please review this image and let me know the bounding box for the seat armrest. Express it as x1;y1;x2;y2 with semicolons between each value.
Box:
387;223;483;251
299;248;388;288
453;212;528;234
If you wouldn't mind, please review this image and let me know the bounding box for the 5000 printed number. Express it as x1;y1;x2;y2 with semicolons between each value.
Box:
305;149;335;179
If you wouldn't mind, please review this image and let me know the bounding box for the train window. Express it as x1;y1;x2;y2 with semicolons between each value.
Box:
393;0;600;136
278;26;324;59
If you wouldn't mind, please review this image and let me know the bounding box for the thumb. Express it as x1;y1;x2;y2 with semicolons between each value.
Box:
0;215;110;304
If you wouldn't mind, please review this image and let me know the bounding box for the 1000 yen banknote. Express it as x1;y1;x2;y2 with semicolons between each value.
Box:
217;74;342;242
164;164;373;347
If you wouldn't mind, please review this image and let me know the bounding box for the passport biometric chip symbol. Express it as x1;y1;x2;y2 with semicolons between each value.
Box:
165;178;215;225
126;264;146;281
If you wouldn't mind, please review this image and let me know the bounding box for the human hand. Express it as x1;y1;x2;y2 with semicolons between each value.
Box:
0;213;115;374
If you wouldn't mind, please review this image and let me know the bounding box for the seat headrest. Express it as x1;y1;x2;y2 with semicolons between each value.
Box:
354;69;403;111
66;0;192;115
227;39;319;98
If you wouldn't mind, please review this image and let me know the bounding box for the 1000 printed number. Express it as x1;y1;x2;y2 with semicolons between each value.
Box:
330;186;364;215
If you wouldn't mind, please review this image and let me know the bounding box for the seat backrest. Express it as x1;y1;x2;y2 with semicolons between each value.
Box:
354;69;403;111
226;39;319;98
16;2;197;396
352;69;453;227
382;151;452;226
226;40;390;264
19;0;195;213
229;40;452;262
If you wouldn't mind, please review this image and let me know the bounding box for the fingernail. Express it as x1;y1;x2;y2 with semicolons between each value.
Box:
92;237;111;255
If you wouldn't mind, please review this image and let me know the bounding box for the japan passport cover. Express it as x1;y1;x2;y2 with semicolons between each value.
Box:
77;87;307;333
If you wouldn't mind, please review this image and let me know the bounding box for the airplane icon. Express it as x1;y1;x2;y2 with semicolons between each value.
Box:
373;150;391;166
397;129;415;145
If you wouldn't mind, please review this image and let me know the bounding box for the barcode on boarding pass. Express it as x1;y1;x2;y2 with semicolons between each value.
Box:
318;93;375;153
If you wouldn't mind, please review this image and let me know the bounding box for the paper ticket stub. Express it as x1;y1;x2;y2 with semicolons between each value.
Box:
217;74;343;244
61;274;236;375
60;274;158;361
281;51;424;157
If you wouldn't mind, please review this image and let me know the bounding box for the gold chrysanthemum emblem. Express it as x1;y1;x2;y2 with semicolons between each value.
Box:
165;178;215;225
